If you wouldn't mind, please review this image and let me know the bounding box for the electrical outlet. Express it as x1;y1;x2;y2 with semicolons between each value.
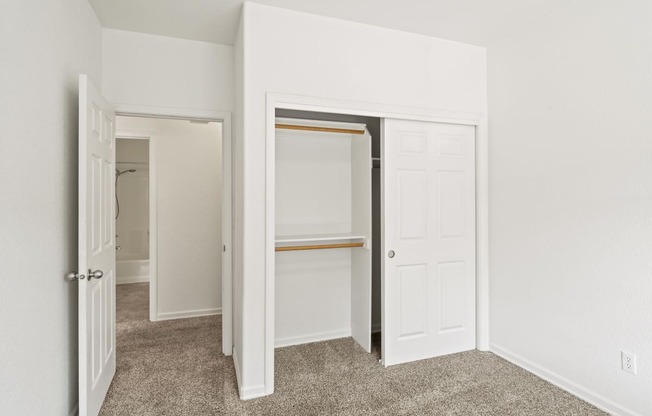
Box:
621;351;637;375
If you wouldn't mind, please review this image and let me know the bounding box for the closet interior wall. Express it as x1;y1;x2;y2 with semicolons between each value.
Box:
274;110;381;349
276;110;382;335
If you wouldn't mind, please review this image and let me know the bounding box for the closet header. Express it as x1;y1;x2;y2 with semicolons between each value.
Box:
275;123;365;135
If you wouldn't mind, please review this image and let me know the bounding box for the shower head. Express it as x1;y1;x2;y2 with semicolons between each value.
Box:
115;168;136;177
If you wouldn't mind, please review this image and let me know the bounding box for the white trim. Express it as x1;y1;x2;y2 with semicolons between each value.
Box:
114;106;234;356
221;115;234;357
150;137;159;323
116;276;149;285
275;329;351;348
491;344;643;416
113;103;229;122
240;384;268;401
233;347;242;394
265;92;491;397
267;93;482;125
475;117;490;351
155;307;222;321
233;348;267;400
68;403;78;416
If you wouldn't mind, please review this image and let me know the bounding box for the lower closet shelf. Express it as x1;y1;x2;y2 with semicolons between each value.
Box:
275;234;368;252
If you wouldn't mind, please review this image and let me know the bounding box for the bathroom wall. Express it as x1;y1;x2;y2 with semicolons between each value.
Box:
116;116;223;319
116;139;149;262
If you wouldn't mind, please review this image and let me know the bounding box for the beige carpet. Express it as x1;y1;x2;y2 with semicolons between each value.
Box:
102;293;606;415
116;282;149;323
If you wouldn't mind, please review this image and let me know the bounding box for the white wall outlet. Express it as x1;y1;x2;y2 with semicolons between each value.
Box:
621;351;637;375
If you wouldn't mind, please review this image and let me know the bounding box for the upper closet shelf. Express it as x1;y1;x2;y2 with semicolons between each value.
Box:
275;233;368;252
275;117;368;136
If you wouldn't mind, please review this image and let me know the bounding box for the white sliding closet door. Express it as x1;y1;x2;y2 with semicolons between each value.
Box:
381;119;476;366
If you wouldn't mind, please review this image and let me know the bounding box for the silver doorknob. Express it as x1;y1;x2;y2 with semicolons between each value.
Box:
66;271;85;281
388;250;395;258
88;269;104;280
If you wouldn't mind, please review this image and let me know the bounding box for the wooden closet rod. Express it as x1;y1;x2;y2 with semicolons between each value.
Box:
275;242;365;252
275;123;366;135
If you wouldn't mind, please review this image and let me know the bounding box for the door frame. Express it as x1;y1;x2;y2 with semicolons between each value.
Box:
113;103;234;357
263;92;489;395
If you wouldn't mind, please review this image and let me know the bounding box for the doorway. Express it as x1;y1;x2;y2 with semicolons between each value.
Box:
115;137;150;323
114;115;225;326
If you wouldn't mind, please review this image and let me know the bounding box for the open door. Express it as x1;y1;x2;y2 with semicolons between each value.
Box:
381;118;476;366
77;74;116;415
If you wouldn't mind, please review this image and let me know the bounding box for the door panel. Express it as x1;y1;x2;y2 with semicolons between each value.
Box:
397;264;428;339
397;170;427;240
79;74;116;416
439;171;465;237
382;119;475;367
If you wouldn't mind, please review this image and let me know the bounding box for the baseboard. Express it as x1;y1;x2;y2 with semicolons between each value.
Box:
275;329;351;348
490;343;644;416
232;348;268;400
68;403;78;416
117;276;149;285
155;307;221;321
239;383;267;400
233;347;242;394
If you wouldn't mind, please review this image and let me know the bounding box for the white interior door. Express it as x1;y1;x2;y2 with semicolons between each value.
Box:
381;118;476;366
78;74;116;416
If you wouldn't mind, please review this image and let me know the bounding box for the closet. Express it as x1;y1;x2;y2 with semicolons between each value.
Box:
272;112;478;369
274;117;373;352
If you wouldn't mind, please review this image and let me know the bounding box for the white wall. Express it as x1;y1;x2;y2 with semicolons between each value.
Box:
102;29;234;112
235;2;487;396
487;1;652;415
116;116;223;318
117;137;149;162
0;1;102;414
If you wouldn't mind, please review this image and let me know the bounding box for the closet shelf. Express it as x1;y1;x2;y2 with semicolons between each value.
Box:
275;234;368;252
275;123;366;135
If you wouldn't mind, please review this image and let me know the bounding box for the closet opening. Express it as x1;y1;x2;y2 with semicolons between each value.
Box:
273;109;383;356
266;102;483;398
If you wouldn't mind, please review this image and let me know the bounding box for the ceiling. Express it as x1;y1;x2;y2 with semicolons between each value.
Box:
88;0;571;46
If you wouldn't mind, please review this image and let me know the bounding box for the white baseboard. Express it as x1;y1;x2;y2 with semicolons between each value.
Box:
68;403;78;416
275;329;351;348
155;307;221;321
233;346;242;393
490;344;644;416
240;383;267;400
232;348;267;400
117;276;149;285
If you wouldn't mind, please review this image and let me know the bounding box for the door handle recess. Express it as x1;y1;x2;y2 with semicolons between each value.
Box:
388;250;395;258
